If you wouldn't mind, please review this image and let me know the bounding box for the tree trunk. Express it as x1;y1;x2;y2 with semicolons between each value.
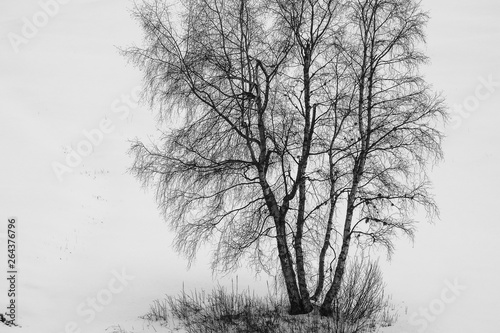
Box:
294;177;313;313
320;156;367;315
276;226;304;314
319;204;354;316
259;176;305;314
312;192;336;301
290;41;316;314
319;33;373;315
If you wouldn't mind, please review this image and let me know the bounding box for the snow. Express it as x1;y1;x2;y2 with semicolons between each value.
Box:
1;0;499;332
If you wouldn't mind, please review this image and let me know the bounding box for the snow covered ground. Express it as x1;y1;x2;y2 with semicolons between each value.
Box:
1;0;499;332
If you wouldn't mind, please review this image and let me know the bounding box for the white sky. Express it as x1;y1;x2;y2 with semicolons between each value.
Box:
0;0;499;332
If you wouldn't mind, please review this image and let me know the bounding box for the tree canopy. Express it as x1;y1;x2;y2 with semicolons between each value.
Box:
125;0;446;315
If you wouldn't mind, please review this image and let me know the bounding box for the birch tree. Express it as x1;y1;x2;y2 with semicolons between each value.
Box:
124;0;446;316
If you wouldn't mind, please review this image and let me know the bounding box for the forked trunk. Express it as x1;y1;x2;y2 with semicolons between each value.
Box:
278;257;303;314
319;214;352;316
320;157;366;315
276;222;308;314
263;180;309;315
311;192;336;301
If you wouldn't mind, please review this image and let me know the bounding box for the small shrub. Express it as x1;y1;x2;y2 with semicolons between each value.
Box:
142;298;169;323
148;281;337;333
379;301;398;327
332;257;395;333
144;259;396;333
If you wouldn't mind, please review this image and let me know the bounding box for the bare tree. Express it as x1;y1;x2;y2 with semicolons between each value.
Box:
317;0;446;315
123;0;446;316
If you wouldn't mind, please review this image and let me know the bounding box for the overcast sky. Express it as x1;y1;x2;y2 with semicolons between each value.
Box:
1;0;499;332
